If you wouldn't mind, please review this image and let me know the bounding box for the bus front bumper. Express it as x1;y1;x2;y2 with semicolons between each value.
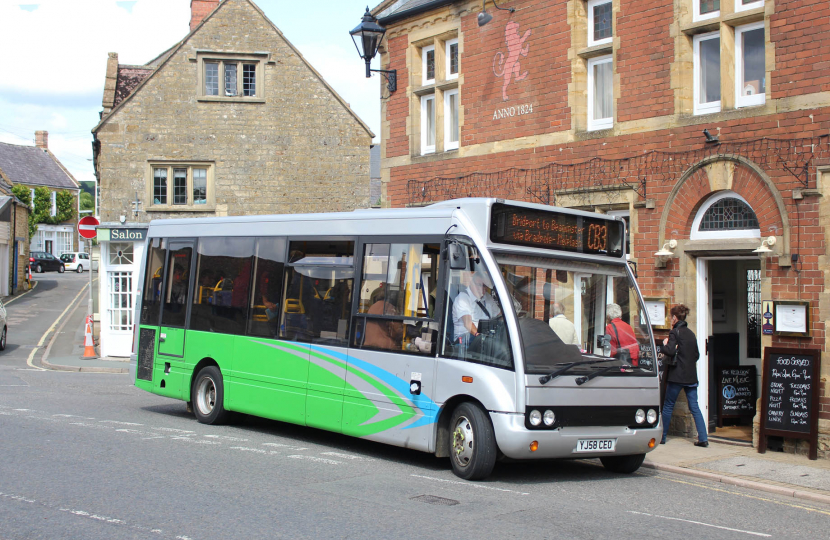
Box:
490;412;662;460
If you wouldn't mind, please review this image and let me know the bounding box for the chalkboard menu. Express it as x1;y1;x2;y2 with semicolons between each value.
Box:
758;348;821;460
718;366;756;425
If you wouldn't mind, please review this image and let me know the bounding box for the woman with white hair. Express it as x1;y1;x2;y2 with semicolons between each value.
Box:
604;303;639;363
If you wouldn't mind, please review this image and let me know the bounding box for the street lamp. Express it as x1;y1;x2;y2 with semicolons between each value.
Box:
478;0;515;27
350;7;397;93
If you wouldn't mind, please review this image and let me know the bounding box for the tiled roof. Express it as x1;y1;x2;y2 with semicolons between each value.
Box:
0;142;79;190
377;0;453;20
115;66;154;107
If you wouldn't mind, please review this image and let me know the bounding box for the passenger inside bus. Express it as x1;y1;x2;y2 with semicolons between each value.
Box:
362;285;404;351
605;302;640;364
549;301;580;346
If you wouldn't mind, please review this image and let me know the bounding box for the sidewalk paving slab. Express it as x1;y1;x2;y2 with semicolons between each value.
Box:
644;437;830;505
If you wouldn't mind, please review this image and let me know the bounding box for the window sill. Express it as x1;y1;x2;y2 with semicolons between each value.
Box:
413;80;458;96
578;43;613;59
680;19;720;36
411;149;459;163
147;205;216;212
723;6;765;26
197;96;265;103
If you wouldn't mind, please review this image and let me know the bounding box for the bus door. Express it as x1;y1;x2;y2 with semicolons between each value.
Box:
158;240;195;359
343;240;441;451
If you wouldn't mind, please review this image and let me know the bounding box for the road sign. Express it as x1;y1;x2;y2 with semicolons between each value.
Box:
78;216;100;239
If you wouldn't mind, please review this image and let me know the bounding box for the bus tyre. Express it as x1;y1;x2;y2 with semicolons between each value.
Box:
448;402;497;481
600;453;645;474
192;366;229;425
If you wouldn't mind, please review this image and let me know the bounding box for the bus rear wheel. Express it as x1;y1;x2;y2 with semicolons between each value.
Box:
192;366;229;425
600;453;645;474
448;402;497;481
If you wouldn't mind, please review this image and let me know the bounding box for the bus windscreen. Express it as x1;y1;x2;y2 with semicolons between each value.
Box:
490;203;624;257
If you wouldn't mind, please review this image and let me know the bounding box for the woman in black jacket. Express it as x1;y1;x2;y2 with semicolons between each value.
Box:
660;304;708;447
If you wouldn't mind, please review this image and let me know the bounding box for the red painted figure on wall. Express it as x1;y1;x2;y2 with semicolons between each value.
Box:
493;21;531;101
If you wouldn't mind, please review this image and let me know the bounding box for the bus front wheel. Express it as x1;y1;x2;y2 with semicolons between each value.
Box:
600;453;645;474
448;402;497;481
192;366;229;425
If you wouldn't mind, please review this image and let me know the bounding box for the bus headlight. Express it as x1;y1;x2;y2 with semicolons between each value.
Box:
647;409;658;424
529;410;542;426
635;409;646;424
543;410;555;426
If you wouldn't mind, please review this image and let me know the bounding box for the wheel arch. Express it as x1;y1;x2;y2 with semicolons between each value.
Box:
189;357;221;399
433;394;489;458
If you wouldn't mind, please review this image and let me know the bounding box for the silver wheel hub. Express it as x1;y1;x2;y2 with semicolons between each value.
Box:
196;376;217;415
451;415;474;467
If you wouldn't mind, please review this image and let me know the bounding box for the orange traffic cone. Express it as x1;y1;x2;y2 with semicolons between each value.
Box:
83;315;97;358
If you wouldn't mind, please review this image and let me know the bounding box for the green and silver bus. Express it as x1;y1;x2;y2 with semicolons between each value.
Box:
131;198;661;480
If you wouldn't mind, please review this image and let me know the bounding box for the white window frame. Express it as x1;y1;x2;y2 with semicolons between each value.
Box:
445;38;459;80
147;162;215;211
693;31;722;115
107;270;134;332
420;94;436;155
422;45;435;85
735;21;766;108
444;89;460;151
197;52;265;101
29;188;35;210
735;0;763;13
587;55;614;131
50;191;57;217
693;0;720;22
690;191;761;240
587;0;613;47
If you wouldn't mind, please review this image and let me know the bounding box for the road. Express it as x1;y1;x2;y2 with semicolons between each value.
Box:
1;274;828;539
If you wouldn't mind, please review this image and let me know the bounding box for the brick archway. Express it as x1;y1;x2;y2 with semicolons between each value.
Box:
658;156;790;253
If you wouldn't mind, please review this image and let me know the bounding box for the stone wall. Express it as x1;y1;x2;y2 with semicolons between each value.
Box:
11;201;29;294
95;0;372;223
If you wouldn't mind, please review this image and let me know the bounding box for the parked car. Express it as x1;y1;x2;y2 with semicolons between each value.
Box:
60;252;90;273
0;299;6;351
28;251;65;273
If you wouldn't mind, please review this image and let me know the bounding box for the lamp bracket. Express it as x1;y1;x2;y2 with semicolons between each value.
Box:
370;68;397;96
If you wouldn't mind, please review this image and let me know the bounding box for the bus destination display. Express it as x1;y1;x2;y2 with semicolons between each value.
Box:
490;203;624;257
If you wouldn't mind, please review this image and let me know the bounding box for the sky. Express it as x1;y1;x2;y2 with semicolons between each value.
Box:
0;0;383;185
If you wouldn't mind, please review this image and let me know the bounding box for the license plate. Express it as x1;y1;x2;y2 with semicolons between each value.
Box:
575;439;616;453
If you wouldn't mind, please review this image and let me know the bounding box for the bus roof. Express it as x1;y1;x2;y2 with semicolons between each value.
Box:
145;198;622;243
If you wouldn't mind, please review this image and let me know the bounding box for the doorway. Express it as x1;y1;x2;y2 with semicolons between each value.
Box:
697;257;761;442
44;239;53;254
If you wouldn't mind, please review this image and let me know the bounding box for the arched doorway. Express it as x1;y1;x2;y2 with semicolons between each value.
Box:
692;191;763;442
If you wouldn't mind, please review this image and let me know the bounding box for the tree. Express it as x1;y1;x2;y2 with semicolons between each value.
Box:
11;185;77;239
80;192;94;213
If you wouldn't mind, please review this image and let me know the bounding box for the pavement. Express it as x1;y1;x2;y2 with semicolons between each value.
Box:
15;278;830;507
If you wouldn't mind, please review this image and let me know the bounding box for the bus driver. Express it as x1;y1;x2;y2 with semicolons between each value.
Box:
452;271;501;349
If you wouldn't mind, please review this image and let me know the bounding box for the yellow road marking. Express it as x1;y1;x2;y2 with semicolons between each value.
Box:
655;475;830;516
3;281;38;306
26;283;89;371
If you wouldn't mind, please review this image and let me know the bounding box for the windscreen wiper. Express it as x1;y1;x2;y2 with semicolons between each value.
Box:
574;363;632;385
538;358;616;385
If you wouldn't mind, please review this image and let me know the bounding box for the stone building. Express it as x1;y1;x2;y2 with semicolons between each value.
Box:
0;182;30;296
0;131;79;293
370;0;830;457
91;0;373;357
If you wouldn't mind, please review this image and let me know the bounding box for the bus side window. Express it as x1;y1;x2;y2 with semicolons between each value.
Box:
141;238;166;325
247;237;287;338
352;242;441;354
189;237;255;336
160;244;194;328
280;240;354;346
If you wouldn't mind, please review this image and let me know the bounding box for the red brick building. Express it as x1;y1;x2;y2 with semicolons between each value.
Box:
371;0;829;457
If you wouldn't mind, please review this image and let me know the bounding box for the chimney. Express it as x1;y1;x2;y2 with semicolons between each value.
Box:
35;131;48;150
190;0;221;32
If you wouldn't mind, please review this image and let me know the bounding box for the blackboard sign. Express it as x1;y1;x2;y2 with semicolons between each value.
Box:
718;366;756;425
758;348;821;460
